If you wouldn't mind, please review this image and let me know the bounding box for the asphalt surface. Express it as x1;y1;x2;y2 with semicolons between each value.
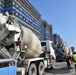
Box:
44;62;75;75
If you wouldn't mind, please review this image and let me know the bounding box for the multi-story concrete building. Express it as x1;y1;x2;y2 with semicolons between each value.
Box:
0;0;53;40
53;34;63;44
41;20;53;40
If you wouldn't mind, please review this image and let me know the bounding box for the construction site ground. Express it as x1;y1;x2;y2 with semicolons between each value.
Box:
44;62;75;75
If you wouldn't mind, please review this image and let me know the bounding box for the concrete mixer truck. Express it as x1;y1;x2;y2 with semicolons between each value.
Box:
0;12;56;75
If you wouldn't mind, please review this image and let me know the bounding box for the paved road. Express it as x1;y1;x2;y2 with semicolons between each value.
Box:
44;62;75;75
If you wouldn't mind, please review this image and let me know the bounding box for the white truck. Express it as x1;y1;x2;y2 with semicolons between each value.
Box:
0;12;56;75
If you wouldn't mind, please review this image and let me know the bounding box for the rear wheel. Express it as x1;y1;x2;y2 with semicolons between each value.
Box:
38;62;44;75
28;63;37;75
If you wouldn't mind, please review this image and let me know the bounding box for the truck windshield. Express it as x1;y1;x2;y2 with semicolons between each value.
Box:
41;42;46;46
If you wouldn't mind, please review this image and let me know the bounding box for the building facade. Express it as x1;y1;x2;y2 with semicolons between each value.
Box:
0;0;53;41
53;34;63;44
41;20;53;40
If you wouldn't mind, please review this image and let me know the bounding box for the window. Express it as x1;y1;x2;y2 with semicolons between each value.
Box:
41;42;46;46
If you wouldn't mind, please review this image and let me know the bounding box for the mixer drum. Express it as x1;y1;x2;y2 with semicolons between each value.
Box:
20;26;42;58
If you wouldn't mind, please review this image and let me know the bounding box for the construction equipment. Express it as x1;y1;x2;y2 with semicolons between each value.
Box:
55;43;68;62
0;12;56;75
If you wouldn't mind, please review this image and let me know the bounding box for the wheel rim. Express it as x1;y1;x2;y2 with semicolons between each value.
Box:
39;62;44;75
31;67;36;75
29;64;37;75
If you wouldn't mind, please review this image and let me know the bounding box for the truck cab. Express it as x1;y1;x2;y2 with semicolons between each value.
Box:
41;40;56;68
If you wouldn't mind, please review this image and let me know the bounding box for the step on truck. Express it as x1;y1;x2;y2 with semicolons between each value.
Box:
0;12;56;75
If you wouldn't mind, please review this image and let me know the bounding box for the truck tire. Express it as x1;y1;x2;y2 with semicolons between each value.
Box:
50;65;54;69
28;63;37;75
38;62;44;75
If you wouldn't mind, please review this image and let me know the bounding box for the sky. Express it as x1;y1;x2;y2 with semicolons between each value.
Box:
29;0;76;48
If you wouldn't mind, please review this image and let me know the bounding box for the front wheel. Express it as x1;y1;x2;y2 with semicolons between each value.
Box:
28;63;37;75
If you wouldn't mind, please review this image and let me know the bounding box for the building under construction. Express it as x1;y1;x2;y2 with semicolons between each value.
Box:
0;0;54;41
